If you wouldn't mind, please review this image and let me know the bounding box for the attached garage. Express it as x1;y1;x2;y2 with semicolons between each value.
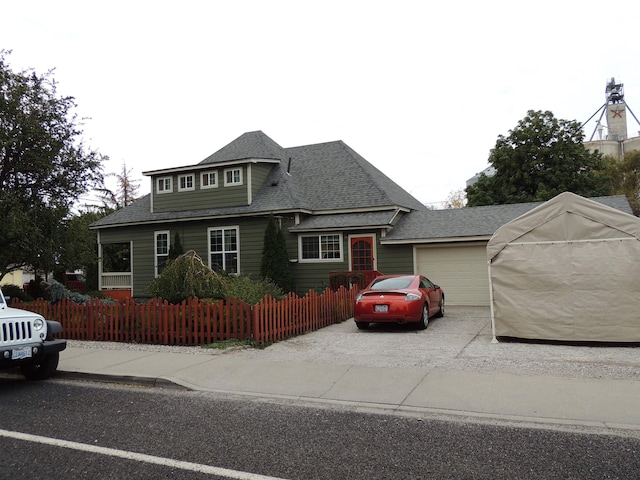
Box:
488;192;640;342
414;242;489;306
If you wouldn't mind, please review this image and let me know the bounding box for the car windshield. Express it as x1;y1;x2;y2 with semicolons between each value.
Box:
370;276;414;290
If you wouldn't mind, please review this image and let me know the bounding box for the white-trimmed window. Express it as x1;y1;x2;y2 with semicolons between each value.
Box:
208;226;239;274
155;231;170;276
224;167;243;186
157;176;172;194
201;171;218;189
178;174;195;191
299;234;343;261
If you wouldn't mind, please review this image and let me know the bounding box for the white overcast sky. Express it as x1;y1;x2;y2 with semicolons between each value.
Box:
2;0;639;206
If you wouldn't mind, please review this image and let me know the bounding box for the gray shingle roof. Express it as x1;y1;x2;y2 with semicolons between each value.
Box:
383;195;634;243
94;131;634;237
285;141;426;212
92;131;426;229
289;211;400;232
199;131;287;164
89;194;275;228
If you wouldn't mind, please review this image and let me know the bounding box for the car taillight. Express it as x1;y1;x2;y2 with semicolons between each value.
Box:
355;293;363;303
405;293;421;301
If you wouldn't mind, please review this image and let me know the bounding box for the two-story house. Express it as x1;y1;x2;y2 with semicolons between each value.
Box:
91;130;634;306
90;131;427;298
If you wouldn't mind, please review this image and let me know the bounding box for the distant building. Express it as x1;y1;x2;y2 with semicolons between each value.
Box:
466;166;495;187
0;270;24;287
583;78;640;160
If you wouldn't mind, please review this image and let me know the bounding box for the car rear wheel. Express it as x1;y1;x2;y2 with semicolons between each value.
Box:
418;304;429;330
355;321;370;330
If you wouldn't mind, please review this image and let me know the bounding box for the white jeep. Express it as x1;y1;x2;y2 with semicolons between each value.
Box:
0;287;67;380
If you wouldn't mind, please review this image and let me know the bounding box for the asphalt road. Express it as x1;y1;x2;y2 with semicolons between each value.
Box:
1;377;639;480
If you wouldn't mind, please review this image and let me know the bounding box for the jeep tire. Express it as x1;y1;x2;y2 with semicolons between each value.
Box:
20;352;60;380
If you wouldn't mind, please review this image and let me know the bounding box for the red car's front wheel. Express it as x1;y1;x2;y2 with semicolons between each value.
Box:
435;295;445;318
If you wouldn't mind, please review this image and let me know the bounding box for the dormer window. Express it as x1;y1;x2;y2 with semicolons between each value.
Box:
157;176;172;194
224;167;243;186
201;171;218;189
178;174;195;191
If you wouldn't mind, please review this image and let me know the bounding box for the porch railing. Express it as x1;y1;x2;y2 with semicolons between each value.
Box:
329;270;382;291
100;272;132;290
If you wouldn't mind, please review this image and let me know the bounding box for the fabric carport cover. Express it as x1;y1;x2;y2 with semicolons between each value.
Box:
487;192;640;342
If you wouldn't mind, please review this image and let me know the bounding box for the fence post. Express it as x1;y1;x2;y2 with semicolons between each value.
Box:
252;301;261;346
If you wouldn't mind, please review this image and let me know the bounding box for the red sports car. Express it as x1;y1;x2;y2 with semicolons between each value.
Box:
354;274;444;330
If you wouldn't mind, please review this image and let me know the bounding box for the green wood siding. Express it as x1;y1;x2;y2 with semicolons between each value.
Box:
250;164;275;202
151;165;250;213
97;217;415;298
289;232;414;293
376;243;414;274
99;215;298;297
289;230;350;294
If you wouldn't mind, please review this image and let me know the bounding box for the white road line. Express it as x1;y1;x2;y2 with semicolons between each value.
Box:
0;428;290;480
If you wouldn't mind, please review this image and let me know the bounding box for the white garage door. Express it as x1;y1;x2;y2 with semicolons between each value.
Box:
415;243;489;306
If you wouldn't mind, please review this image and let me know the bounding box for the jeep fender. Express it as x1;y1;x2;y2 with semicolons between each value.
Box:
46;320;63;335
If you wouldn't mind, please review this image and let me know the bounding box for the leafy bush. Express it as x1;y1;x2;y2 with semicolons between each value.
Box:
47;279;91;304
1;283;30;302
225;275;285;305
147;250;228;304
147;250;285;304
25;277;47;299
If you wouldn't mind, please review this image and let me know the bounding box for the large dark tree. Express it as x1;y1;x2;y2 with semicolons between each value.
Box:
0;51;104;279
466;110;612;206
55;210;102;291
260;214;291;292
605;150;640;216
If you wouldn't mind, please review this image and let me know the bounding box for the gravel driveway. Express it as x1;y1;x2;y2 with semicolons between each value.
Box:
69;307;640;381
226;307;640;381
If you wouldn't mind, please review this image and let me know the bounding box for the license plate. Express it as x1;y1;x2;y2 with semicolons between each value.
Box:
374;305;388;313
11;346;32;360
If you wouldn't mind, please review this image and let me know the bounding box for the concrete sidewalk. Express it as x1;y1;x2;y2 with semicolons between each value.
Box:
58;341;640;436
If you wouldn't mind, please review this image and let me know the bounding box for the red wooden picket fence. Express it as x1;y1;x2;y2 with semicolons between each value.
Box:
11;286;357;347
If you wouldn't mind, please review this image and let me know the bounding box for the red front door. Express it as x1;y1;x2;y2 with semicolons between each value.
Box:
350;236;375;271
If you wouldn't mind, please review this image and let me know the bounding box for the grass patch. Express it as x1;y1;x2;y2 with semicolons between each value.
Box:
201;338;254;350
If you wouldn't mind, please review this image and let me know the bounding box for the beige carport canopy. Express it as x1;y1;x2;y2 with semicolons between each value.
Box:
488;192;640;342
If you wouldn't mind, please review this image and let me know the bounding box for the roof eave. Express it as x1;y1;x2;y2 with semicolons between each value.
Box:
309;205;411;215
381;235;493;245
143;158;280;176
290;224;394;233
89;207;313;230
